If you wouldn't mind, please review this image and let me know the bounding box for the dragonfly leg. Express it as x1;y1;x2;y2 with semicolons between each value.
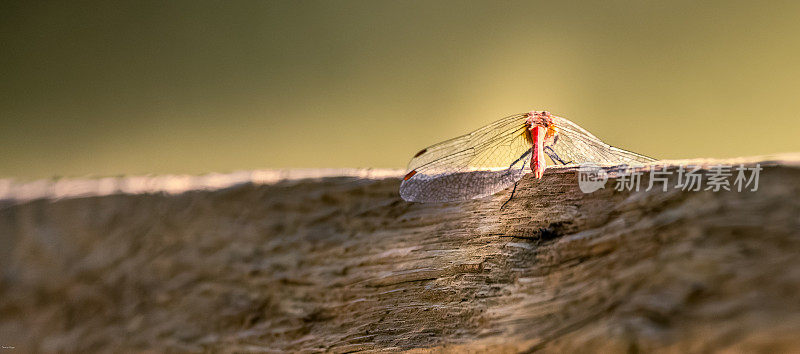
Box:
544;146;573;165
501;180;519;210
506;149;532;175
501;158;528;210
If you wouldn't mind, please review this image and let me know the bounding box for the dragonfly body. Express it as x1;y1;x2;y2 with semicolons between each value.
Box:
400;110;655;203
525;111;558;179
530;124;546;179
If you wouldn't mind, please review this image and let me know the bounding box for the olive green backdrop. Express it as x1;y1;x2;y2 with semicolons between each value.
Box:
2;0;799;179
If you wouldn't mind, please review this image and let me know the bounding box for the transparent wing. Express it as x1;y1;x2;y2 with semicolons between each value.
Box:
545;116;656;166
400;114;531;202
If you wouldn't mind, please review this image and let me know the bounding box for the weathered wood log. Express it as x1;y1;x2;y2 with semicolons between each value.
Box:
1;154;799;352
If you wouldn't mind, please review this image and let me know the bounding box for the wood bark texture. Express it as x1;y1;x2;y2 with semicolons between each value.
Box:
1;156;799;352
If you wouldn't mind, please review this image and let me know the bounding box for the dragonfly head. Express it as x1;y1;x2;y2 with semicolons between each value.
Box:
525;111;559;145
525;111;554;128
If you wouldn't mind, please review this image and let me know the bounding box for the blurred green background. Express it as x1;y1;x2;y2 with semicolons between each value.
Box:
2;0;799;179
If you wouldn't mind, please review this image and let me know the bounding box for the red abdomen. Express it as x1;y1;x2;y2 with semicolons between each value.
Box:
530;126;546;178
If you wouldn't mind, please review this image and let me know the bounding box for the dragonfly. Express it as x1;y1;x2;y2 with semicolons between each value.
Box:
399;111;655;203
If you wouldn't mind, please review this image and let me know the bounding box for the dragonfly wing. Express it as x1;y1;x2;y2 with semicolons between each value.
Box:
546;116;656;166
400;114;532;202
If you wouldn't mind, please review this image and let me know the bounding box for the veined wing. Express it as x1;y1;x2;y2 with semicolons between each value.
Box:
545;116;656;166
400;114;531;202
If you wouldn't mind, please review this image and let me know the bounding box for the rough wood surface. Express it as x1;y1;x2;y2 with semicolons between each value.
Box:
1;155;799;352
